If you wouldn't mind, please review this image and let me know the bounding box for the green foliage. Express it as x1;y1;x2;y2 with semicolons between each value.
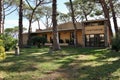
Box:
0;41;6;60
0;39;4;46
31;36;47;47
5;26;27;39
112;35;120;52
0;34;17;51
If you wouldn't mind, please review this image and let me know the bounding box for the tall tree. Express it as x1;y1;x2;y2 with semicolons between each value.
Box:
57;12;71;24
25;0;51;45
65;0;95;21
99;0;112;33
18;0;23;48
42;6;52;28
69;0;77;47
5;26;27;38
52;0;60;50
0;0;3;33
74;0;95;21
25;0;43;45
3;0;21;33
109;0;118;36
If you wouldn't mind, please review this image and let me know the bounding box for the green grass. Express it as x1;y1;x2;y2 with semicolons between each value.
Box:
0;47;120;80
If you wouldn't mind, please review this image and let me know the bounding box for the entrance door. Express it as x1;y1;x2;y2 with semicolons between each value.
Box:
85;34;105;47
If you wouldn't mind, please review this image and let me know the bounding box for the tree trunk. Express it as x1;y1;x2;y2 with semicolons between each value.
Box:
0;0;3;33
99;0;113;47
19;0;23;48
99;0;112;34
69;0;77;47
27;17;33;45
26;0;42;45
2;4;5;33
109;0;118;36
27;7;37;45
52;0;61;51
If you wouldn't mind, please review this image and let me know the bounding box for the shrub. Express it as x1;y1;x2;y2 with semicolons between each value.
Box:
30;36;47;47
41;37;47;45
0;39;4;46
112;37;120;52
0;34;17;51
0;40;6;60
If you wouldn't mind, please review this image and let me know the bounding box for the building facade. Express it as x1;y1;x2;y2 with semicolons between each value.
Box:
23;19;112;47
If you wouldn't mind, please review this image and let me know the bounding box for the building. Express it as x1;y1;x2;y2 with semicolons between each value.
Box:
23;19;112;47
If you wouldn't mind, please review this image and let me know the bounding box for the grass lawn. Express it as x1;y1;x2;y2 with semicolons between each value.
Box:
0;47;120;80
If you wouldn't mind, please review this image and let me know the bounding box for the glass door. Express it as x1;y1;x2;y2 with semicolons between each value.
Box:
85;34;105;47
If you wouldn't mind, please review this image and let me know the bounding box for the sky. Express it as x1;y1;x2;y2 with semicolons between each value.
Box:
4;0;119;33
4;0;69;32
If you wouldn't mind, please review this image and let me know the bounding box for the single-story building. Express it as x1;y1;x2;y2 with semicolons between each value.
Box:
23;19;112;47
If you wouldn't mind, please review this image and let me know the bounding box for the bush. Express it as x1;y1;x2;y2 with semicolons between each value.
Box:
41;37;47;45
0;34;17;51
30;36;47;47
0;40;6;60
0;39;4;46
112;37;120;52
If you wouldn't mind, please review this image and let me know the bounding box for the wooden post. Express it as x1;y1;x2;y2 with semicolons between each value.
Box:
48;46;53;54
82;22;85;47
15;43;20;56
104;20;108;47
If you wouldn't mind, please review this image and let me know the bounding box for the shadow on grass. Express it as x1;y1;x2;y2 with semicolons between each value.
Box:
0;47;69;73
53;48;120;80
0;47;120;80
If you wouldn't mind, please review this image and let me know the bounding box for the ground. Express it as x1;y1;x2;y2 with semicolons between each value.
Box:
0;47;120;80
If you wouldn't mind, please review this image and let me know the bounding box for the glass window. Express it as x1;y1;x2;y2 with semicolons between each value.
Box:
85;34;105;47
70;32;74;39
